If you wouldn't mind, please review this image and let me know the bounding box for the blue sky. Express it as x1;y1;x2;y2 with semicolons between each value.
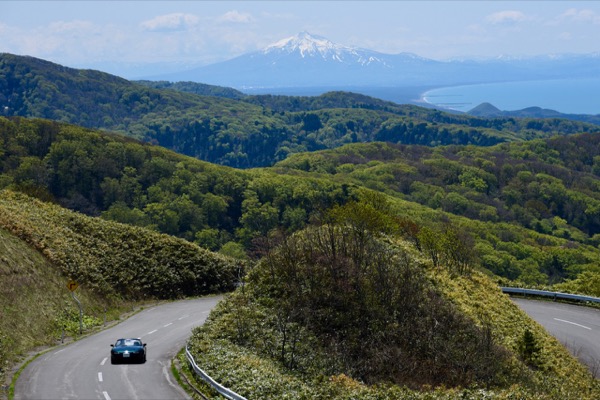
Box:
1;1;600;78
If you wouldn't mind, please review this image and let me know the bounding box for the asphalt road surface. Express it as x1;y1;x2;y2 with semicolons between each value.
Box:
15;296;221;400
513;298;600;375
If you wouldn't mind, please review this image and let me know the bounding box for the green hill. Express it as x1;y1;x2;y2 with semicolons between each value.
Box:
186;199;600;398
468;102;600;125
2;53;599;168
135;79;247;100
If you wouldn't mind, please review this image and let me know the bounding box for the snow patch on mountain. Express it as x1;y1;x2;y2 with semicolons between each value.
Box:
263;31;389;67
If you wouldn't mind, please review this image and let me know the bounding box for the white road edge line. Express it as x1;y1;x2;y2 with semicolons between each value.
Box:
147;329;158;335
554;318;592;330
100;357;107;366
103;391;111;400
98;372;103;382
164;323;173;328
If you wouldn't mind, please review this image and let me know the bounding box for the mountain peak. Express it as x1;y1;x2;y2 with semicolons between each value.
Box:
264;31;353;59
261;31;393;69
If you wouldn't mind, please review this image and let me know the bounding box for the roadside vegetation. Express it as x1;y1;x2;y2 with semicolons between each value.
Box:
0;189;239;386
187;195;600;399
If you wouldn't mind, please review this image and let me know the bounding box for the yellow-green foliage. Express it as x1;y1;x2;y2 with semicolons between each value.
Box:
0;189;239;300
432;268;599;397
0;188;240;385
0;225;119;385
553;271;600;297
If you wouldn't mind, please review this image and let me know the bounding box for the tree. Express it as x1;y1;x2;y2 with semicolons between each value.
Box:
302;113;322;132
518;329;541;366
418;227;443;268
441;224;476;275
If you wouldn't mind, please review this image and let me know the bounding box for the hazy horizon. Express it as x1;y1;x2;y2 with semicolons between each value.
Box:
2;1;600;79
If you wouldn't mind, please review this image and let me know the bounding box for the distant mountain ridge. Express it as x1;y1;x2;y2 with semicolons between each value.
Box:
151;32;600;89
2;52;600;170
468;102;600;125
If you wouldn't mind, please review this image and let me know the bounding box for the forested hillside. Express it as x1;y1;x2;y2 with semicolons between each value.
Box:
135;79;246;99
0;116;355;251
2;116;600;295
2;53;598;168
274;136;600;288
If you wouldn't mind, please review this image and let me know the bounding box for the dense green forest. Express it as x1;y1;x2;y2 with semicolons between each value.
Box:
0;116;355;252
276;136;600;241
2;116;600;294
274;137;600;286
135;79;247;99
2;53;599;169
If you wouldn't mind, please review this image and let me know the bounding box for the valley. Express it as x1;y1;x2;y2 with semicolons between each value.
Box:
1;51;600;398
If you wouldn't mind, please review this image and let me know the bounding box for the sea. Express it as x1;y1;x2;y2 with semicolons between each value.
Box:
241;78;600;116
421;78;600;115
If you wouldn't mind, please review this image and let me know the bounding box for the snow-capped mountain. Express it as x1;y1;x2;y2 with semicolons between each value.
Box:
151;31;446;87
262;31;391;67
150;32;600;89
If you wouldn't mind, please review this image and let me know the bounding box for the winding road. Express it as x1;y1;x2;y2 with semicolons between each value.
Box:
513;298;600;376
14;295;600;398
14;296;221;400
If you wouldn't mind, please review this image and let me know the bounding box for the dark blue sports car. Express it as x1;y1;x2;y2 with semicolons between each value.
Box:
110;338;147;364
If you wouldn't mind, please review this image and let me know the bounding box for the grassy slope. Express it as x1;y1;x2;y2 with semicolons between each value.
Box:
435;269;597;396
0;189;239;386
0;225;131;386
0;190;239;299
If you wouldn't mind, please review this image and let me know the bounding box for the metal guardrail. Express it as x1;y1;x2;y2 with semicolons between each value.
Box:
185;345;248;400
501;287;600;303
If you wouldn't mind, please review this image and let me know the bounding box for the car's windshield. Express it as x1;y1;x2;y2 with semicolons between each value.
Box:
116;339;141;346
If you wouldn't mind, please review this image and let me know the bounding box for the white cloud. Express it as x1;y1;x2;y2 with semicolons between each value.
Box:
559;8;600;24
140;13;199;32
217;10;254;24
485;11;527;25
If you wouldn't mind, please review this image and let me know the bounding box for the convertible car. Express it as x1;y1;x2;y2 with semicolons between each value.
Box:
110;338;147;364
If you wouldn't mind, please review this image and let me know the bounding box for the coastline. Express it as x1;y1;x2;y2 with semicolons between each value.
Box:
420;86;468;112
418;78;600;115
240;80;600;115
